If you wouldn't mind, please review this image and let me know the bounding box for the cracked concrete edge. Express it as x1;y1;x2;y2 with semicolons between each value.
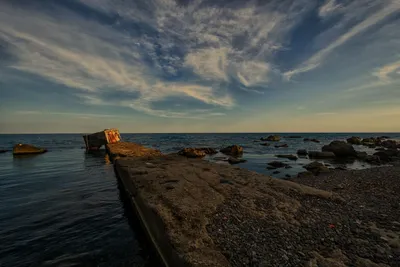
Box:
113;159;188;267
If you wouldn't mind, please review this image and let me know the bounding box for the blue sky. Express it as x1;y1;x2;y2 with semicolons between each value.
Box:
0;0;399;133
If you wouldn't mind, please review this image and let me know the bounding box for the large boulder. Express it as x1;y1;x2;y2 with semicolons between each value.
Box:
346;136;362;145
220;145;243;156
373;150;400;162
304;161;330;175
308;151;336;159
322;141;356;157
356;152;368;160
13;144;47;155
261;135;280;141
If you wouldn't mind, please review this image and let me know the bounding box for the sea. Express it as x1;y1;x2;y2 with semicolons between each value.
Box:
1;133;399;267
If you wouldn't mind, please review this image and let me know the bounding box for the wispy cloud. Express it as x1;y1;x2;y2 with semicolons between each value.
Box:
318;0;342;18
284;0;400;80
373;59;400;82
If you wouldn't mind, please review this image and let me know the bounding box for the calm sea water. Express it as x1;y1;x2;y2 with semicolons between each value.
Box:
1;133;399;266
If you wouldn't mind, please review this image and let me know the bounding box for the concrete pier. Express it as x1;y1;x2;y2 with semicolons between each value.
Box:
107;142;400;267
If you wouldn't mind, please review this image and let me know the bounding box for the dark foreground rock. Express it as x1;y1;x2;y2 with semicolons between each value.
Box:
220;145;243;156
12;144;47;155
297;149;308;156
322;141;357;157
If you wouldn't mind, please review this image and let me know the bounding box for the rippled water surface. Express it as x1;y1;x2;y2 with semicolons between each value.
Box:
0;133;399;266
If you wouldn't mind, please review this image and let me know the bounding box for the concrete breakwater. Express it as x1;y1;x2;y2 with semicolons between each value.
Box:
107;142;400;267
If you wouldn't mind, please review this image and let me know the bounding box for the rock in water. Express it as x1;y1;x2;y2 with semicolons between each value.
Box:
13;144;47;155
267;161;288;168
261;135;280;141
381;140;398;149
356;151;368;160
274;144;288;148
297;149;308;156
260;143;270;146
178;148;207;158
288;135;302;138
346;136;362;145
0;149;10;154
276;154;298;160
304;138;320;143
308;151;336;159
228;157;247;164
220;145;243;156
322;141;356;157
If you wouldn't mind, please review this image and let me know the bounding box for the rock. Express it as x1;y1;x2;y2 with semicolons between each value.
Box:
178;148;206;158
228;157;247;164
267;161;288;168
297;149;308;156
365;155;381;164
335;166;347;170
285;174;291;178
304;138;320;143
288;135;302;138
275;144;288;148
261;135;280;141
0;149;10;154
267;166;277;170
297;171;313;178
220;145;243;156
381;140;398;149
13;144;47;155
380;135;390;139
356;151;368;160
308;151;336;159
346;136;362;145
373;150;400;162
285;165;293;169
304;161;330;175
260;143;270;146
272;171;280;174
375;148;386;151
198;148;218;154
368;144;376;148
276;154;298;160
322;141;357;157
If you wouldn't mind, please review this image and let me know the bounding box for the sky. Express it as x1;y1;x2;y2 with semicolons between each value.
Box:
0;0;399;133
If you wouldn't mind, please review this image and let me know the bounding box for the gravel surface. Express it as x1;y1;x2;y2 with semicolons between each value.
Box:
207;163;400;267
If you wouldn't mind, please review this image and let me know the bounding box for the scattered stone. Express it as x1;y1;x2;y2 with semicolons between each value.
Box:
347;136;362;145
272;171;280;174
220;145;243;156
375;148;386;151
261;135;280;141
267;161;288;168
228;157;247;164
267;166;277;170
276;154;298;160
260;143;270;146
285;174;291;178
297;149;308;156
304;161;330;175
322;141;357;157
288;135;302;138
308;151;336;159
12;144;47;155
275;144;289;148
0;149;10;154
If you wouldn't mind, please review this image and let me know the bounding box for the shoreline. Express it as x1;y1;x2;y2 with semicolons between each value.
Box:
107;142;400;266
